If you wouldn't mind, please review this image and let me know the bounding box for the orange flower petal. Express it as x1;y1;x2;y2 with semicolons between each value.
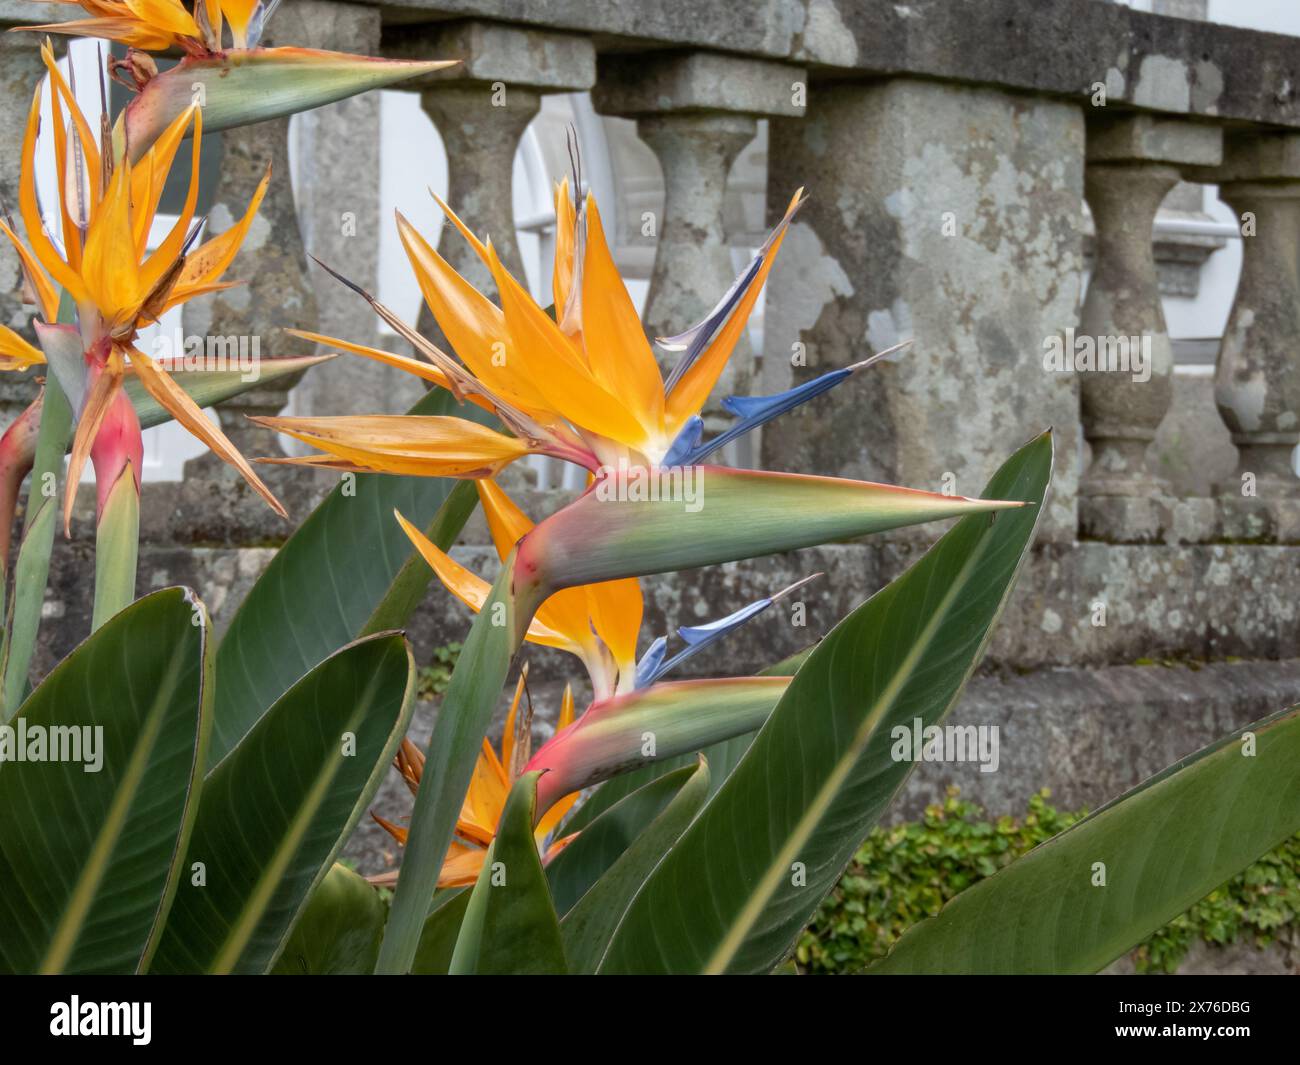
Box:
131;348;287;517
0;220;58;323
552;179;577;321
474;476;532;560
501;669;527;777
125;0;199;37
286;327;493;414
436;844;486;888
585;576;643;681
487;241;648;447
19;18;181;51
177;166;270;291
17;84;89;308
40;42;102;197
371;811;408;845
474;477;595;648
396;212;553;417
255;414;532;479
393;509;582;654
140;106;202;291
0;325;46;371
580;195;664;436
664;189;803;433
82;161;144;327
219;0;258;44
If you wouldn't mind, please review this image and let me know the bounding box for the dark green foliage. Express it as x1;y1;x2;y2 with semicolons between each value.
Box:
798;787;1300;974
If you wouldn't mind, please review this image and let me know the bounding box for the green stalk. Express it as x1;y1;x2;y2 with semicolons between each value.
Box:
91;466;140;631
376;552;541;974
1;296;76;718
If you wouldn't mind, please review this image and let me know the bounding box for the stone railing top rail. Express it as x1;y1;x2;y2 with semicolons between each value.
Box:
0;1;75;21
372;0;1300;129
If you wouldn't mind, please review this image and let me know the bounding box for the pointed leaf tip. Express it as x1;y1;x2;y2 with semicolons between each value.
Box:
516;466;1031;600
123;49;457;161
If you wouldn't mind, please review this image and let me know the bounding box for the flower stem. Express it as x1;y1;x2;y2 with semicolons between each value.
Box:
91;465;140;631
1;294;77;717
89;386;143;631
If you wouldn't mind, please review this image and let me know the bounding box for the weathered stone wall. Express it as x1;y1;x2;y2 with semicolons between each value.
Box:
762;79;1085;542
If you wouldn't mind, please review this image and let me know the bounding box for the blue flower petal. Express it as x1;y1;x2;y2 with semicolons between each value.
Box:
681;368;851;465
678;600;771;645
648;600;773;684
662;415;705;468
659;194;806;396
681;342;907;466
639;574;820;686
633;635;669;690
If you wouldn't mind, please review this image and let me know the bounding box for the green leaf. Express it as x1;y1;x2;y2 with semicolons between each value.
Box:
125;355;335;432
377;559;521;974
561;759;710;974
599;430;1053;974
411;890;470;975
271;863;386;975
870;703;1300;974
360;480;479;636
91;467;140;632
449;771;566;975
151;633;415;974
546;762;698;916
121;49;456;163
0;587;212;974
210;386;484;762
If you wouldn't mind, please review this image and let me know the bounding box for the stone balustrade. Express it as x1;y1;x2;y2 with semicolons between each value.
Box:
2;0;1293;601
353;0;1300;545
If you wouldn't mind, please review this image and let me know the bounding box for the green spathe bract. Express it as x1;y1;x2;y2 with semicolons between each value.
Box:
91;467;141;632
515;464;1026;600
121;49;457;163
126;355;336;431
525;676;788;813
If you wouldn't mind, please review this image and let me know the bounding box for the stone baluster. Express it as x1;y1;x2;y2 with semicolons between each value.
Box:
180;4;336;446
290;2;425;417
1078;116;1221;543
176;3;333;538
178;110;316;449
1189;132;1300;542
386;21;594;342
0;17;64;426
593;53;805;430
764;78;1085;543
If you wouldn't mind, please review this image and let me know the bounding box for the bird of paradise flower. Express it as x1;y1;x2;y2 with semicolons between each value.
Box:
0;40;284;531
